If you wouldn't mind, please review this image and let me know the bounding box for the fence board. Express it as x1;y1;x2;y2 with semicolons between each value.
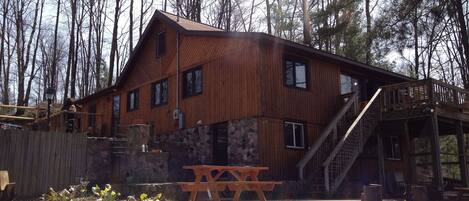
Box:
0;130;87;197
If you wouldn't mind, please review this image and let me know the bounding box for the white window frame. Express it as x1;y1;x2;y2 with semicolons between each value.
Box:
284;121;305;149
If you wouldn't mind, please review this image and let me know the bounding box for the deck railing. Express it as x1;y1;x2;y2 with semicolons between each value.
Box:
381;79;469;116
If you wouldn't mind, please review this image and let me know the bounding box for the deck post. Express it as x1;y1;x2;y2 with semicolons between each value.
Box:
429;113;444;192
403;120;416;200
455;120;468;187
377;131;385;186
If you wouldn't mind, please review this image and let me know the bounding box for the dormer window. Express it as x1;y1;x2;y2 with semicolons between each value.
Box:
156;31;166;57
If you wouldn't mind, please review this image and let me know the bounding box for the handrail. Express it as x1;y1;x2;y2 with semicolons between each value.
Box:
323;88;382;166
296;92;359;180
322;88;382;194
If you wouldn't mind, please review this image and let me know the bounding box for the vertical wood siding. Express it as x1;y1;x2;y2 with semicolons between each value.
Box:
256;43;342;180
81;20;262;136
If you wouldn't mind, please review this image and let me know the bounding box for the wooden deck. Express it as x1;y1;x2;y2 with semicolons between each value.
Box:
381;78;469;122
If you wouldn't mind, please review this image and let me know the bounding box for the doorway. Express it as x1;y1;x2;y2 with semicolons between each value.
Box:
111;95;120;137
212;122;228;165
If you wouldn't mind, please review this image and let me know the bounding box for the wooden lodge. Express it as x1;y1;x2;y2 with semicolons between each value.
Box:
72;10;469;198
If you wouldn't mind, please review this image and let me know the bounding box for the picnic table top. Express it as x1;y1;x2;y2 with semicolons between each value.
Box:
183;165;269;171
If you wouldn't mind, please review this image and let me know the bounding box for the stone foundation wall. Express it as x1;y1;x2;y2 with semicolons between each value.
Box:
86;138;112;184
153;117;259;181
86;136;169;185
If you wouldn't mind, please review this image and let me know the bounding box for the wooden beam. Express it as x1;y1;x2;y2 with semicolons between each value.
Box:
403;120;416;184
455;120;469;187
430;113;444;191
0;115;35;120
377;131;385;186
0;104;39;110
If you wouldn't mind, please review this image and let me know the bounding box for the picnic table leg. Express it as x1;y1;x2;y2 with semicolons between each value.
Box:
255;190;267;201
189;174;202;201
249;172;267;201
205;170;221;201
233;190;242;201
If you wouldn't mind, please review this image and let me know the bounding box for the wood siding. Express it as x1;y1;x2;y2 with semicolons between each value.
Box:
256;43;342;180
81;20;262;136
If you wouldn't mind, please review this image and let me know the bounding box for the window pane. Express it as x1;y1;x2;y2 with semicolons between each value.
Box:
341;74;352;94
154;83;161;105
284;123;294;147
186;72;193;95
162;80;168;103
295;62;307;88
130;93;135;110
195;69;202;93
294;124;304;148
157;32;166;56
285;61;294;86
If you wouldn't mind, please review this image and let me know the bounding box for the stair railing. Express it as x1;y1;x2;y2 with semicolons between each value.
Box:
297;92;359;180
322;88;382;195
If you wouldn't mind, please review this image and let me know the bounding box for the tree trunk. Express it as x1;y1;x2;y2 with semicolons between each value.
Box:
365;0;371;64
24;0;44;105
108;0;120;86
51;0;61;98
302;0;311;45
413;7;419;79
266;0;272;34
452;0;469;88
0;0;9;104
65;0;77;100
129;0;134;54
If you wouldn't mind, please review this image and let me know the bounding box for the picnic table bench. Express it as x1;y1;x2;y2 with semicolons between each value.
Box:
178;165;281;201
0;171;15;201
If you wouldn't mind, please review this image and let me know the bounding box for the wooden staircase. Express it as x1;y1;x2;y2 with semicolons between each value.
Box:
297;88;383;196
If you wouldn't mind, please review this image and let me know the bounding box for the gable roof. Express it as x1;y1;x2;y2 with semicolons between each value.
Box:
77;9;413;104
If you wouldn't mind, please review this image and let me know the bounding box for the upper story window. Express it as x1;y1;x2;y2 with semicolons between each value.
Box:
384;136;401;160
183;66;203;97
156;31;166;57
340;74;359;95
284;57;308;89
151;79;168;106
127;89;139;111
284;121;306;149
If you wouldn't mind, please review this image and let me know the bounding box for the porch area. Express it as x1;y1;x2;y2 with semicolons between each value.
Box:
377;78;469;198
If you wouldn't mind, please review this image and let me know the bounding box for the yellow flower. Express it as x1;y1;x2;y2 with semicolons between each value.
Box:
140;193;148;200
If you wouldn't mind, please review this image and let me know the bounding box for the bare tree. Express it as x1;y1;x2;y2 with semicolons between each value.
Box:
108;0;121;86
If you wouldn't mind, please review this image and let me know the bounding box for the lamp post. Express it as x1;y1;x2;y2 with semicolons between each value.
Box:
45;87;55;131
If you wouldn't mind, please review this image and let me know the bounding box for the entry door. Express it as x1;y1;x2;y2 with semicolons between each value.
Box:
212;122;228;165
111;95;120;136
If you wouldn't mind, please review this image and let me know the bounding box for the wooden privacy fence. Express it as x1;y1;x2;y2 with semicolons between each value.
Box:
0;129;87;197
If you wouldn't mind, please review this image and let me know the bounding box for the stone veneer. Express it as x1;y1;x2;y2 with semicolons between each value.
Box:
153;117;259;181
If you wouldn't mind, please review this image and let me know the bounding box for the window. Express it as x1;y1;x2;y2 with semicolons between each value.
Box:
183;67;203;97
284;57;308;89
284;121;306;149
340;74;359;95
127;89;139;111
88;104;96;127
156;32;166;57
151;79;168;106
383;136;401;160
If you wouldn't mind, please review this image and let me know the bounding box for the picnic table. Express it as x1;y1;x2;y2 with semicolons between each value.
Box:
178;165;281;201
454;187;469;201
0;171;15;201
